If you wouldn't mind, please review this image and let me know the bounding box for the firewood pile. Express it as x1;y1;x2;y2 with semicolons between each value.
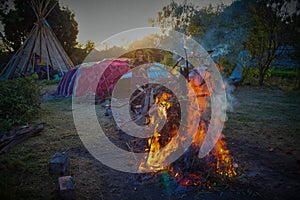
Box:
0;124;44;154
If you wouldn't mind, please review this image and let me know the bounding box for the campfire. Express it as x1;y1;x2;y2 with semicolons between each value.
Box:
128;71;237;188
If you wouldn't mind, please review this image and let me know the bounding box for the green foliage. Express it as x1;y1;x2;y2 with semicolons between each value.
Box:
149;0;198;35
162;52;176;66
218;56;236;76
0;51;10;67
243;67;273;85
71;40;96;65
152;0;299;88
38;78;61;86
245;0;297;86
188;3;226;40
47;2;79;56
150;1;227;39
0;76;41;131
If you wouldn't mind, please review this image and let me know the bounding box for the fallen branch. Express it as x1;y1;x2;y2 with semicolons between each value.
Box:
0;124;44;154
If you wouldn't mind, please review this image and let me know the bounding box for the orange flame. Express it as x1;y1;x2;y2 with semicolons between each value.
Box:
138;72;236;182
138;92;177;172
213;137;237;177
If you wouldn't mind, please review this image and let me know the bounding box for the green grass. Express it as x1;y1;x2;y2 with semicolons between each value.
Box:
270;69;298;78
0;85;299;199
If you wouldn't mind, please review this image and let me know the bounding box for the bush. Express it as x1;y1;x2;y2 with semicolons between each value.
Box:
0;76;41;132
242;67;273;85
218;56;236;76
39;78;61;87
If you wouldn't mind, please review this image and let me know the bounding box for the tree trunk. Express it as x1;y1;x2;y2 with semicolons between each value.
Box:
258;70;264;86
297;70;300;90
297;74;300;90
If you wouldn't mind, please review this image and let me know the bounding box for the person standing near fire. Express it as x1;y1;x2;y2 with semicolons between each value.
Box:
130;49;149;67
130;49;149;92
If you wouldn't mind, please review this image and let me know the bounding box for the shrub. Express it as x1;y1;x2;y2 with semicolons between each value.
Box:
39;78;61;86
0;76;41;132
218;56;236;76
242;67;273;85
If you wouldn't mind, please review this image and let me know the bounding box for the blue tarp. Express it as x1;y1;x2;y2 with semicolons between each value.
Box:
229;50;250;83
121;62;169;81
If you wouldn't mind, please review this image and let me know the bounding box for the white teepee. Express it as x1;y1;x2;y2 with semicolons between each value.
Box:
1;0;74;79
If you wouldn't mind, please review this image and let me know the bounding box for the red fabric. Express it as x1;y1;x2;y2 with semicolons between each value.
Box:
74;58;130;98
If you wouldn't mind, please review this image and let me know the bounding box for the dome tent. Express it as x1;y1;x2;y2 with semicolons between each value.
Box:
56;59;131;98
56;59;176;99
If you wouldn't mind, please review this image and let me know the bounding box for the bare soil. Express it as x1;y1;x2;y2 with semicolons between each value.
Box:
0;85;299;199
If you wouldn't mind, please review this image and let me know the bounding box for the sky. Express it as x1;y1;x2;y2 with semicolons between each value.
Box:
59;0;233;46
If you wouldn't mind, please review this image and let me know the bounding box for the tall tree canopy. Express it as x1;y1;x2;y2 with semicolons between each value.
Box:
0;0;78;58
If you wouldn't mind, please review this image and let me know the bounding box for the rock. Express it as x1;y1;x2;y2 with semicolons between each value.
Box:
233;162;239;168
58;176;75;200
105;108;112;117
49;152;70;175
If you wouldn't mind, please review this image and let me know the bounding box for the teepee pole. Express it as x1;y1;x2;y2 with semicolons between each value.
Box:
0;21;36;78
48;28;73;69
39;26;43;64
42;0;50;16
36;0;45;78
44;1;57;19
37;0;43;17
14;25;38;77
42;25;53;80
43;26;64;74
30;0;39;19
22;25;39;76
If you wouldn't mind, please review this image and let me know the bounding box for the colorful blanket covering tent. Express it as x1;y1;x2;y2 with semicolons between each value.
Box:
57;59;212;99
56;59;131;98
56;68;80;97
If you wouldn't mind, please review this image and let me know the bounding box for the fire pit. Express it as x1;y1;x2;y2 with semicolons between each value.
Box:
107;71;238;190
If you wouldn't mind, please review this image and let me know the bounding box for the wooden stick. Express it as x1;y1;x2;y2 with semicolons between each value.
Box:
0;124;44;154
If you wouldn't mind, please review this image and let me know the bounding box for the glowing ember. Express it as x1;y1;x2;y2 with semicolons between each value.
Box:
213;138;237;177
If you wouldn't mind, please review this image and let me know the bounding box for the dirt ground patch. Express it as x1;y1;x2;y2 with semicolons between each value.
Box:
225;86;300;200
0;86;299;199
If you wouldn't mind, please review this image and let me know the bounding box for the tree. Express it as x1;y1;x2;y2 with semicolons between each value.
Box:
294;16;300;89
150;1;229;42
70;40;96;65
149;1;221;79
149;0;197;36
188;3;226;41
246;0;298;86
0;0;78;63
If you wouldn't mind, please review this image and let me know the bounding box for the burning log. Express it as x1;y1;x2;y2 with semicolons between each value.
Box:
128;77;237;187
108;67;237;188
